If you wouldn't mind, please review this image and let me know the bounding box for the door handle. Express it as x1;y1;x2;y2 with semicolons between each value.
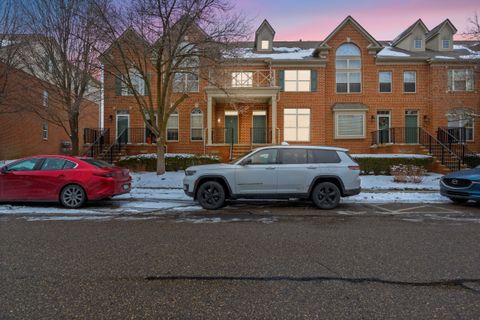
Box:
307;166;317;169
57;174;65;178
265;167;276;170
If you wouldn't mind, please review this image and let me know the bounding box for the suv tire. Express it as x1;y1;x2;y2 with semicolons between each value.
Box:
311;182;340;210
197;181;226;210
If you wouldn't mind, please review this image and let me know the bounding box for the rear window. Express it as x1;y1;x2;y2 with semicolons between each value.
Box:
307;150;341;164
82;159;113;168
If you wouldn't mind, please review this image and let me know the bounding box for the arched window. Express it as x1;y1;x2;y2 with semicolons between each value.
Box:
166;111;179;142
336;43;361;93
190;108;203;141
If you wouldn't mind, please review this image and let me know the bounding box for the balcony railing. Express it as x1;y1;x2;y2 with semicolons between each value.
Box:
208;69;276;89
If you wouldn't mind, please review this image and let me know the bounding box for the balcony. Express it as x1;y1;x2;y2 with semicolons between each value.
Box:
208;69;277;89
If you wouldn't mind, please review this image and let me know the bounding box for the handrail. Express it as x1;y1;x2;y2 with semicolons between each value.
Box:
83;128;109;158
101;128;128;163
437;127;480;167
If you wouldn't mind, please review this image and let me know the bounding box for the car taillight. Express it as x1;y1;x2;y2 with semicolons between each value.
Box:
348;165;360;170
94;172;114;177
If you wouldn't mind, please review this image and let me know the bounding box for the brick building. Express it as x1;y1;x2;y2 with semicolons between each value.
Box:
0;63;99;160
94;16;480;166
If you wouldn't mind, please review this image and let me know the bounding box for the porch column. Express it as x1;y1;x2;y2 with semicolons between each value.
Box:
271;95;277;144
207;95;213;145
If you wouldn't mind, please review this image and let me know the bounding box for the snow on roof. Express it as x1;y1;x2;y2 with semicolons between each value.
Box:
377;46;411;57
453;44;480;60
228;47;315;60
434;56;456;60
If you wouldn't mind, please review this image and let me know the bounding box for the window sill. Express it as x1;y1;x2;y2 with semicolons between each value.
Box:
334;136;365;140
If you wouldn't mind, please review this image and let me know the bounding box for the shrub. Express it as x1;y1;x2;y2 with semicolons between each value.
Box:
390;164;427;183
117;153;221;172
353;155;433;175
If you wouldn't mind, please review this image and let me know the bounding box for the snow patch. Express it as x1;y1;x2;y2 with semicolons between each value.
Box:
228;47;315;60
434;56;456;60
377;46;411;57
120;153;220;161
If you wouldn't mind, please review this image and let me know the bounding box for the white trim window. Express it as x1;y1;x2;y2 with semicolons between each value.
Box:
442;39;450;49
190;108;203;141
166;111;179;142
231;72;253;87
448;111;475;142
283;108;310;142
379;71;392;93
42;121;48;140
414;39;422;49
335;112;366;139
284;70;311;92
261;40;270;50
122;69;146;96
336;43;361;93
448;69;474;92
173;72;199;92
42;90;48;108
403;71;416;93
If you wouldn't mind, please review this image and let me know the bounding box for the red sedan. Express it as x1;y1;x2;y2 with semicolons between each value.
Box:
0;155;132;208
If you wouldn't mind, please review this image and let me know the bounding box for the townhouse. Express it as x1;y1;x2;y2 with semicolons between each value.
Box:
96;16;480;164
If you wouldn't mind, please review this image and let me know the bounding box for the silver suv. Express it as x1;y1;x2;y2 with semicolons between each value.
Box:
183;146;361;210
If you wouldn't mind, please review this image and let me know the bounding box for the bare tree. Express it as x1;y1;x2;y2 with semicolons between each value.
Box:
0;0;23;113
18;0;109;155
466;12;480;39
95;0;249;174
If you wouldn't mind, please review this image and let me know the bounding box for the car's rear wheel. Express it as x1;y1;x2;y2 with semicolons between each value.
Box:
197;181;225;210
311;182;340;210
449;197;468;204
60;184;86;209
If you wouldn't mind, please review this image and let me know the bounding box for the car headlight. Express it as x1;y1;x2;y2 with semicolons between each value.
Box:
185;170;196;176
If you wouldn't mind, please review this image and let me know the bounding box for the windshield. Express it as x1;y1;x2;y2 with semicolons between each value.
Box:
82;158;114;168
230;150;254;164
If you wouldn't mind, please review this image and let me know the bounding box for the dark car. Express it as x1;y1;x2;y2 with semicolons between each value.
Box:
440;168;480;204
0;155;132;208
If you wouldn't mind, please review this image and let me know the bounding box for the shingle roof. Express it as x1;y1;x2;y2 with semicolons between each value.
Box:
391;19;429;47
425;19;457;41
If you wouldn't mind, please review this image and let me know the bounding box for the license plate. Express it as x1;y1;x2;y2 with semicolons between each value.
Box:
123;184;130;191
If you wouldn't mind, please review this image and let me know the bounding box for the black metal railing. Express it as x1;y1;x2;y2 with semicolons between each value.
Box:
438;127;468;144
437;127;480;168
371;127;420;145
83;128;110;158
100;128;128;163
371;127;463;171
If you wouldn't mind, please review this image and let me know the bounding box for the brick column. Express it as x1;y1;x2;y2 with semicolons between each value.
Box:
271;95;277;144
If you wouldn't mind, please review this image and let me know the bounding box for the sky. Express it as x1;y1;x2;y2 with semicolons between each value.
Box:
234;0;478;41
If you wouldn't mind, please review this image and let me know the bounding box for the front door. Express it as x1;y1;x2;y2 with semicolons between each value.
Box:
252;112;267;144
225;115;238;144
377;111;391;144
116;111;129;144
405;111;418;144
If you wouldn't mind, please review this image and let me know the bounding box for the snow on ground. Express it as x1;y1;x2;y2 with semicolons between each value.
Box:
0;171;448;218
121;153;220;161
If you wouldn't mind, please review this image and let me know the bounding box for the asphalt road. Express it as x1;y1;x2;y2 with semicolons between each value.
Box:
1;202;480;319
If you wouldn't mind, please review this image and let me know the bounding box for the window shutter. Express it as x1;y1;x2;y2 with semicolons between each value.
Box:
447;70;453;91
115;75;122;96
145;73;151;96
310;70;317;92
279;70;285;91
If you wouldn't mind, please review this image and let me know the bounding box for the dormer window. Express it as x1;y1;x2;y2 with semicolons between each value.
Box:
442;39;450;49
261;40;270;50
414;39;422;49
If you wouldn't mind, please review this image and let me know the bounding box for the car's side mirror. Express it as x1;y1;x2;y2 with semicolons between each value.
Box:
241;159;252;166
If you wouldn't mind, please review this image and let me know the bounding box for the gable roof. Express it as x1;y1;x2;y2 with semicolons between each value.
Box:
391;19;429;46
426;19;457;41
317;16;383;50
255;19;276;37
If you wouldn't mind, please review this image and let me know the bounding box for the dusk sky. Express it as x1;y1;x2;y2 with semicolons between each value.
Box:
234;0;479;41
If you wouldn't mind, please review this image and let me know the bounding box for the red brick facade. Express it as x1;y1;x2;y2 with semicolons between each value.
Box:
0;65;99;160
100;18;480;161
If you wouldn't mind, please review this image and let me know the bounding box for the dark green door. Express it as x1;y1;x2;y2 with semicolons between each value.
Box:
252;115;267;144
405;113;418;144
225;115;238;144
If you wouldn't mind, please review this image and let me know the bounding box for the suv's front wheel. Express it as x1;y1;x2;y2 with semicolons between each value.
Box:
197;181;226;210
311;182;340;210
